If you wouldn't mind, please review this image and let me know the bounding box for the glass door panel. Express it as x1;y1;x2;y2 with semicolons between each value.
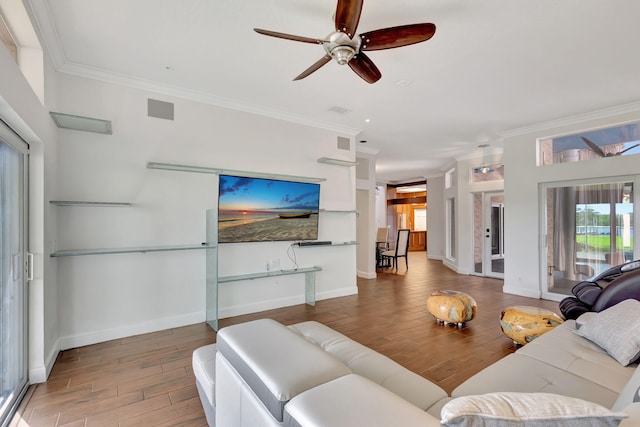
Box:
485;193;504;277
544;181;634;297
473;194;483;274
0;131;28;426
472;192;505;277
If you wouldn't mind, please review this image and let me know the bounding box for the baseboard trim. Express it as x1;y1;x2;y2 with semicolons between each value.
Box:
58;312;205;350
502;286;541;299
357;270;377;279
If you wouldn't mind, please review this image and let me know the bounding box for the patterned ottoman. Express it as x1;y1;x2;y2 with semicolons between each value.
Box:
500;305;564;345
426;290;477;326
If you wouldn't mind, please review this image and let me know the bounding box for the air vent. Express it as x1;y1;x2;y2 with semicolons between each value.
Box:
337;136;350;150
148;98;174;120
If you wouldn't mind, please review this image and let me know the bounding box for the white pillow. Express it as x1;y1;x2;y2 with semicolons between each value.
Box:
575;299;640;366
441;392;627;427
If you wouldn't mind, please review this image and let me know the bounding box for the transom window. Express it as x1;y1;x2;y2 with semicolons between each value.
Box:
538;122;640;166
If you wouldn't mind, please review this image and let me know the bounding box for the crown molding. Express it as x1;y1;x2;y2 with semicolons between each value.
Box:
57;61;361;136
499;101;640;138
28;0;361;136
25;0;65;69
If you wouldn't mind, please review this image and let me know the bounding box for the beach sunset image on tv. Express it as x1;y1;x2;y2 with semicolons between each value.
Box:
217;175;320;243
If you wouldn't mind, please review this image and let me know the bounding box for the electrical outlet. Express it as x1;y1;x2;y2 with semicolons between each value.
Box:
265;258;280;271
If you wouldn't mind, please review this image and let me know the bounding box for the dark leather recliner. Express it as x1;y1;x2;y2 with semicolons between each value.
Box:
559;260;640;320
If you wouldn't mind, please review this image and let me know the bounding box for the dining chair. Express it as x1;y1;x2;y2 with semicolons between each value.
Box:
381;229;411;271
375;227;390;269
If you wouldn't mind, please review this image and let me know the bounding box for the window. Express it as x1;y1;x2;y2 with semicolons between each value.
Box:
445;168;456;189
414;208;427;231
542;179;635;297
447;198;456;260
538;122;640;166
470;164;504;183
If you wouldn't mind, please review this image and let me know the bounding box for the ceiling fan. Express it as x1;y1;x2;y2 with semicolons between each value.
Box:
254;0;436;84
580;137;640;157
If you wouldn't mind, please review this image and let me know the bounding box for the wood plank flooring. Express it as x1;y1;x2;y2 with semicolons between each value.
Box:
11;254;560;426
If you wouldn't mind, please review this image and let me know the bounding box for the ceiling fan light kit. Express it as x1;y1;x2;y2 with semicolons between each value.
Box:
254;0;436;84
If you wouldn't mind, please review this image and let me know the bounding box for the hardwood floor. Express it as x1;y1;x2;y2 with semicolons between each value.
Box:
11;254;560;426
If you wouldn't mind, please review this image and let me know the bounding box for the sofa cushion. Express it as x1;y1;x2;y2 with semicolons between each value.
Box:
575;299;640;366
216;319;351;422
192;344;217;408
192;343;217;426
516;319;636;394
441;392;627;427
452;354;620;408
284;374;441;427
288;320;448;411
613;365;640;411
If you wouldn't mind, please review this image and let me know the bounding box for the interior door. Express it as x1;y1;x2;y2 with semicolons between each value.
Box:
0;122;29;427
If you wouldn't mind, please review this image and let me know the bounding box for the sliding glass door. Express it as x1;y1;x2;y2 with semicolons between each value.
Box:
0;123;29;427
542;178;635;298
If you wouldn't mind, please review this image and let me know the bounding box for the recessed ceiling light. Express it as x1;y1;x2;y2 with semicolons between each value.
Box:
395;79;411;87
364;118;370;123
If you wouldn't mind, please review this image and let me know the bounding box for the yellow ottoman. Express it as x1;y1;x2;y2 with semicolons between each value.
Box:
500;305;564;345
426;290;477;326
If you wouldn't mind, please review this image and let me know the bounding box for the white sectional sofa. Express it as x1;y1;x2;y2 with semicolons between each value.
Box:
193;299;640;426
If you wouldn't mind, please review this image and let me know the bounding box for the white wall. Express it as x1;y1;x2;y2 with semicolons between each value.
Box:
0;35;59;381
427;176;445;260
503;104;640;299
53;73;358;349
356;150;377;279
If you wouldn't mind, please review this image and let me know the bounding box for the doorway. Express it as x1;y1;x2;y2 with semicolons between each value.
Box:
473;192;505;278
0;122;29;427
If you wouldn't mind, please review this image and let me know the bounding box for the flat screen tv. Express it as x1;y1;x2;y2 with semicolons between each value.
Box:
218;174;320;243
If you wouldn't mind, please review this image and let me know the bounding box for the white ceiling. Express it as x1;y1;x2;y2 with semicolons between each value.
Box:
26;0;640;183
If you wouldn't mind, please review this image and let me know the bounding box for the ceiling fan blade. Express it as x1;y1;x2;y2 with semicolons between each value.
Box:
335;0;363;37
254;28;325;44
360;23;436;51
617;143;640;155
580;137;606;157
293;55;332;81
348;52;382;84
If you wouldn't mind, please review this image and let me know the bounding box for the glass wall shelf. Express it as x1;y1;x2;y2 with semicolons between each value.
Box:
51;244;216;257
319;209;358;214
50;201;131;207
49;112;112;135
295;241;358;247
317;157;358;166
218;266;321;283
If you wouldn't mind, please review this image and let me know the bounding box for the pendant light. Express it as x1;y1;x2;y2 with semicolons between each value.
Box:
473;144;495;174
